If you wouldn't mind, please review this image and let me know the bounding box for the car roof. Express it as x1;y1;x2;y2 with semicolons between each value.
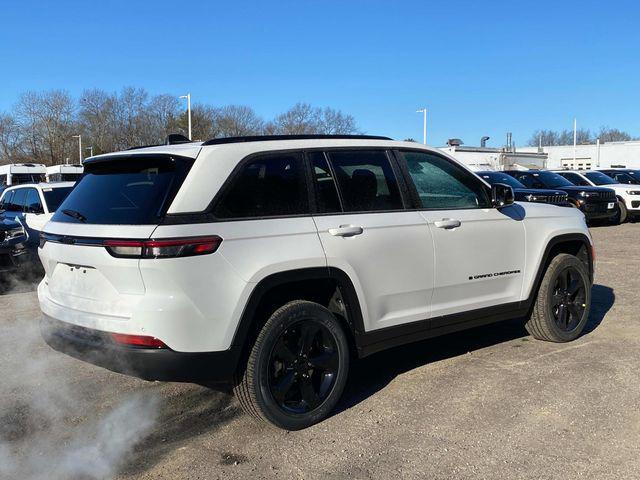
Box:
85;136;435;163
2;181;75;193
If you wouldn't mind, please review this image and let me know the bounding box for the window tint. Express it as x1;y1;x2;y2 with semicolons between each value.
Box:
309;152;341;213
400;151;490;209
215;152;308;218
24;188;43;213
52;156;192;225
0;190;14;210
10;188;28;212
43;187;73;212
513;173;545;189
584;171;616;185
327;150;403;212
560;172;590;186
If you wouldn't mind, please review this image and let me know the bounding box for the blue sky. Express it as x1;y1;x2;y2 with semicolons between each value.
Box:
1;0;638;146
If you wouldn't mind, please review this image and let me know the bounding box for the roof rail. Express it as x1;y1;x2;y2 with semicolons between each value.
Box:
201;134;392;146
126;143;163;151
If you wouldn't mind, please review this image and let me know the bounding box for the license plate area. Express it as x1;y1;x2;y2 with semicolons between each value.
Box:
49;263;114;302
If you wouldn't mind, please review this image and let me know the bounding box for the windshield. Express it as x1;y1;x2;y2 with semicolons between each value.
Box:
42;187;73;212
478;172;525;189
606;171;639;184
51;155;193;225
531;171;575;188
12;173;46;185
583;171;617;185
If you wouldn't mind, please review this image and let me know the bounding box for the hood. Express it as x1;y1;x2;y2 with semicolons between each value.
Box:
0;216;21;231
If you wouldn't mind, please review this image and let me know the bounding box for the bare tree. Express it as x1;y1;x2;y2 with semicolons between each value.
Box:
0;88;363;162
595;126;632;143
213;105;264;137
527;129;560;147
14;90;76;165
0;114;22;163
271;103;359;135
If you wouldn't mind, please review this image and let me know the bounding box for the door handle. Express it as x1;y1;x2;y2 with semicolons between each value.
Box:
433;218;461;229
328;225;364;237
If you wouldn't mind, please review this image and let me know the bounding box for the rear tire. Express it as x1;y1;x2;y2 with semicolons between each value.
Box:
234;300;350;430
525;253;591;342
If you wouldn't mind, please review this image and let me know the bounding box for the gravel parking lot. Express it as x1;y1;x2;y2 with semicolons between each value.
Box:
1;223;638;479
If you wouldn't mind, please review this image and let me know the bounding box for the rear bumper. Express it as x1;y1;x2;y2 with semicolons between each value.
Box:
41;315;241;383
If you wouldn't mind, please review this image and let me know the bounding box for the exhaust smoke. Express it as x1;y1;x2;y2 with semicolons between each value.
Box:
0;268;161;480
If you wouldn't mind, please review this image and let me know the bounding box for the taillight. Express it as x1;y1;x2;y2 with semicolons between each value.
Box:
104;236;222;259
111;333;167;348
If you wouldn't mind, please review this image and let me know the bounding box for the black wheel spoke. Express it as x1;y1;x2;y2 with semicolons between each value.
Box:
551;292;563;307
300;377;321;409
272;371;296;403
273;337;296;363
297;324;320;355
308;349;339;372
557;304;568;327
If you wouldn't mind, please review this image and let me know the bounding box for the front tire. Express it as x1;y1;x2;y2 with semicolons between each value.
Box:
525;253;591;342
234;300;350;430
614;200;628;224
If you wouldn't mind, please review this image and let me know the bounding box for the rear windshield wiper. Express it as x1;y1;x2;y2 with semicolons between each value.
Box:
62;209;87;223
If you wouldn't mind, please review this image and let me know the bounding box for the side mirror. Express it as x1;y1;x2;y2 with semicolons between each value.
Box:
491;183;515;208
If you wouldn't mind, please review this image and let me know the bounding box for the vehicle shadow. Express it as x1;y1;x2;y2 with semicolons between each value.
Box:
336;283;614;414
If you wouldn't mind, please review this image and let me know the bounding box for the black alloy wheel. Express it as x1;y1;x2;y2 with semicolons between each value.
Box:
268;320;339;414
550;266;587;332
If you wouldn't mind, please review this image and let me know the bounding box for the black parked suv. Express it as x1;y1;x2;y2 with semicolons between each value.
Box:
598;169;640;185
505;170;617;223
477;171;568;206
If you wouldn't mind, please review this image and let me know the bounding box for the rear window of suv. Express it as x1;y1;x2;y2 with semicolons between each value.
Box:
51;155;193;225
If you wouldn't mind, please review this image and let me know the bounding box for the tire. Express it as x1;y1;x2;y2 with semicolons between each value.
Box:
525;253;591;342
615;200;628;224
234;300;350;430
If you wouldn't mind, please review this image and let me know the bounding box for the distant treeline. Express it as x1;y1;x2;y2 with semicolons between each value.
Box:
0;88;359;165
527;127;637;147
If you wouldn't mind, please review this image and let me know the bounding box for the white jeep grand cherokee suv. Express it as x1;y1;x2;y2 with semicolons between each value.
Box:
39;135;594;430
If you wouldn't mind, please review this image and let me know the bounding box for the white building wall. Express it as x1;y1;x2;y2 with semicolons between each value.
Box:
518;141;640;170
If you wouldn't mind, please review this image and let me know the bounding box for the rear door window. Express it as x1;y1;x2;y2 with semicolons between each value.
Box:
214;152;309;219
326;150;403;212
309;151;341;214
51;155;193;225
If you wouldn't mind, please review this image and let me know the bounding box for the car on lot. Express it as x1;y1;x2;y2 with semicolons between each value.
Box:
476;171;568;206
0;182;75;268
0;217;29;274
0;163;47;191
505;170;617;224
598;168;640;185
39;135;594;430
552;170;640;223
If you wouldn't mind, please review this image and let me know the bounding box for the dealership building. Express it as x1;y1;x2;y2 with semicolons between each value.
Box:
442;140;640;172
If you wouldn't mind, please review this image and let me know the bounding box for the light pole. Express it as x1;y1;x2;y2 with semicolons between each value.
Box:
179;93;192;140
416;108;427;144
85;146;93;158
72;135;82;163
